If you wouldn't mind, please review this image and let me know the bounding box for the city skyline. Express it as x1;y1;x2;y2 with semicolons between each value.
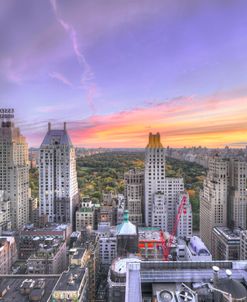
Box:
1;1;247;148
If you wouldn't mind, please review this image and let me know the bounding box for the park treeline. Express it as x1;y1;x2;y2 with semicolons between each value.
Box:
29;151;206;230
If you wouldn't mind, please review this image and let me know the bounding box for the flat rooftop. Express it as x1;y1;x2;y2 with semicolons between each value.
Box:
0;275;59;302
214;226;241;240
54;266;86;292
71;248;87;260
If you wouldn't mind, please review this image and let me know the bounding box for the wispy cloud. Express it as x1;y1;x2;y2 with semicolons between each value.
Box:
49;71;73;87
50;0;96;112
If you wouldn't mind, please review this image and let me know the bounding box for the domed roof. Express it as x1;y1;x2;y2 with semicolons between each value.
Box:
216;278;247;299
189;236;210;255
116;210;137;235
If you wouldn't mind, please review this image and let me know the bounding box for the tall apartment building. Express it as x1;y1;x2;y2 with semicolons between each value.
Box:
145;133;166;227
200;156;247;251
144;133;188;234
200;156;228;250
228;159;247;229
124;169;144;226
0;120;29;230
39;123;79;225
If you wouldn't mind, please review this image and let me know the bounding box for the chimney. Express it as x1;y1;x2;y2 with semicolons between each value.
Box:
212;266;220;286
64;122;67;131
48;122;51;131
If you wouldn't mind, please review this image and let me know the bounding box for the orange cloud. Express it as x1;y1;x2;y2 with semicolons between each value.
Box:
69;94;247;148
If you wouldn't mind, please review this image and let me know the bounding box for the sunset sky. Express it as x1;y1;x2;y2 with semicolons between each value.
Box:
1;0;247;148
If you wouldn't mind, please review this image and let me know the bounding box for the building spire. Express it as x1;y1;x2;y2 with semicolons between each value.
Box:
124;210;129;222
147;132;163;148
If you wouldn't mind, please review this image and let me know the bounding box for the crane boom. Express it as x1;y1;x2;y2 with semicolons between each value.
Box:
163;194;187;260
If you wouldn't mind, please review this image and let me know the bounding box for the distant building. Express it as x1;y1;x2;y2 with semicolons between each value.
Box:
240;230;247;260
98;204;117;227
28;196;38;224
200;156;228;250
0;191;11;234
176;192;193;238
76;200;95;231
212;227;241;260
39;122;79;225
228;159;247;229
0;275;59;301
19;223;72;259
69;233;100;302
145;133;188;235
95;223;117;266
0;236;17;274
145;133;166;228
0;120;29;230
138;227;165;260
117;195;125;225
124;169;144;226
27;238;67;274
51;266;89;302
116;210;138;257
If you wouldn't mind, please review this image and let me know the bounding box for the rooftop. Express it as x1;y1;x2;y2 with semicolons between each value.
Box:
116;210;137;236
71;248;87;260
214;226;241;241
41;124;72;147
53;266;86;292
0;275;59;302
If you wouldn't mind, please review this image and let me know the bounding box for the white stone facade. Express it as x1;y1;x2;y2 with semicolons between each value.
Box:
39;123;78;224
145;133;189;235
200;157;228;250
124;169;144;226
0;121;29;230
229;159;247;229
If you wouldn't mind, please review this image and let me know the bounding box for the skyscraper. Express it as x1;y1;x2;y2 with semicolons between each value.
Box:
0;119;29;230
144;133;166;227
200;156;228;250
39;123;78;225
124;169;144;226
228;159;247;229
200;156;247;251
144;133;187;234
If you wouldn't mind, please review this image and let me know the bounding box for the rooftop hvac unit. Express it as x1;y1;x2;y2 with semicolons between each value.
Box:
157;290;176;302
176;290;196;302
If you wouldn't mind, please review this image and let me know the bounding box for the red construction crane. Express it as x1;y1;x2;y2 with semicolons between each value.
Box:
161;194;187;261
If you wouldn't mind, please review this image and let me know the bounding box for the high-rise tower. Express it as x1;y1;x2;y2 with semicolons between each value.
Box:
228;159;247;229
124;169;144;226
144;133;186;234
200;156;228;250
0;118;29;230
39;122;79;225
144;133;166;227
